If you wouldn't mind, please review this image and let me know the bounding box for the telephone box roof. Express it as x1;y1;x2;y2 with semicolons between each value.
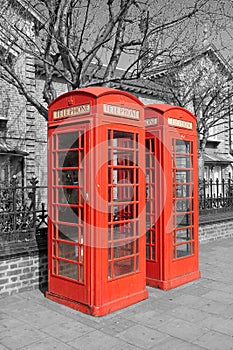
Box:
146;104;196;119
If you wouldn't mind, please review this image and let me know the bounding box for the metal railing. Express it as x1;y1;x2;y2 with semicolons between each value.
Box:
1;175;232;243
0;176;47;242
199;177;233;210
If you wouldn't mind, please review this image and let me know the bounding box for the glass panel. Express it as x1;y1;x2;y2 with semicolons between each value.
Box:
176;199;191;212
58;188;78;204
52;259;57;274
176;243;192;258
57;170;79;186
58;151;78;168
58;242;78;262
79;265;84;282
57;224;78;242
176;140;191;153
114;241;134;258
111;204;134;221
58;133;78;149
114;258;134;277
176;170;190;183
113;150;134;165
146;246;150;259
113;221;135;240
176;213;191;227
176;228;191;242
58;260;78;280
175;156;190;168
58;206;78;224
175;184;191;198
113;131;134;148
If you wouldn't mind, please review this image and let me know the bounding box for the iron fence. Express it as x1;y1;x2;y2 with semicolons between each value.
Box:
199;177;233;210
1;175;233;243
0;176;47;243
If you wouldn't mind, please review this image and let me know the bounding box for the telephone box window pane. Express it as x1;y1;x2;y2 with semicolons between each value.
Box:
175;243;193;258
176;228;191;242
58;224;78;242
52;259;57;274
175;185;191;198
79;265;84;282
58;242;78;262
58;206;78;224
58;133;78;149
57;170;79;186
58;151;78;168
113;221;135;240
113;131;134;148
175;156;190;168
176;170;190;183
114;241;134;258
176;199;191;212
58;188;78;205
175;140;191;153
176;214;191;227
58;260;78;280
114;258;134;277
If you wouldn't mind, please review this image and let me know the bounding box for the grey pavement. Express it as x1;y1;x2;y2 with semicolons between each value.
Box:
1;238;233;350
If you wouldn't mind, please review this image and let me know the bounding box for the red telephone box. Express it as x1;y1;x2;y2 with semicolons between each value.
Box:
145;104;200;290
46;87;148;316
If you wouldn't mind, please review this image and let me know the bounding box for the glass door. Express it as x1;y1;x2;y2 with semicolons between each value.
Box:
172;138;194;259
50;124;89;303
107;130;139;279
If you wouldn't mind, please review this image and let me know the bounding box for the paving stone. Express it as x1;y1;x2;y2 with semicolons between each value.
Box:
199;314;233;336
147;336;207;350
98;316;136;336
122;309;175;330
42;320;94;342
202;290;233;305
170;305;208;323
67;330;125;350
0;324;47;350
157;318;209;342
116;324;169;349
19;337;77;350
193;330;233;350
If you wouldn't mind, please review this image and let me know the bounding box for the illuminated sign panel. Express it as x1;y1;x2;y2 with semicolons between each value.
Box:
103;104;140;120
53;104;90;119
168;117;193;130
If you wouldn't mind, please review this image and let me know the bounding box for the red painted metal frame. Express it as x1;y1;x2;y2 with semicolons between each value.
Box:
145;104;201;290
47;87;148;316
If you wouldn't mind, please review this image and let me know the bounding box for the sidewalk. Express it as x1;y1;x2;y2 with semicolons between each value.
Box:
1;238;233;350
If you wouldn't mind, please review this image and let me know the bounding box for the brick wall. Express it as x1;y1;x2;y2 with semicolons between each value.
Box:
1;215;233;297
0;239;47;297
199;219;233;243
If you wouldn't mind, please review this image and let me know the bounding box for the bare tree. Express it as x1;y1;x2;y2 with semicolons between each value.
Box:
153;45;233;179
0;0;229;120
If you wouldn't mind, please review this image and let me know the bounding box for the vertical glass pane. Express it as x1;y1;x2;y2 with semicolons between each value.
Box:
58;224;78;242
58;133;78;149
114;258;134;277
58;260;78;280
58;206;78;223
58;242;78;262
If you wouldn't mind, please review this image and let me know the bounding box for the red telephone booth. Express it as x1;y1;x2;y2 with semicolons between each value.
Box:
46;87;148;316
145;104;200;290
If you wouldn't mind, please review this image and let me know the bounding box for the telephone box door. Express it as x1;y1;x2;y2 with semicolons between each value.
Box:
169;132;199;278
48;123;90;306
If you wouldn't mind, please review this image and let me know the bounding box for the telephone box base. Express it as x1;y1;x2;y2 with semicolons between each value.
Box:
46;289;148;317
146;270;201;291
